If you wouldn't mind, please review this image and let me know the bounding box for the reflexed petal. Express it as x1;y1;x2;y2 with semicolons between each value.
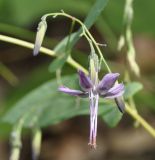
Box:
33;20;47;56
97;73;120;93
115;97;125;113
78;70;93;91
100;83;124;99
58;86;88;97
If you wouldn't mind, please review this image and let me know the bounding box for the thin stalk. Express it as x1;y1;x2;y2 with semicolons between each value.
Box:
0;34;155;138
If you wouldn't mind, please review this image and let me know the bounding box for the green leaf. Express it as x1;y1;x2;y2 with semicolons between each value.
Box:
83;0;109;29
54;0;109;53
48;54;67;73
124;82;143;99
102;104;122;128
2;74;122;128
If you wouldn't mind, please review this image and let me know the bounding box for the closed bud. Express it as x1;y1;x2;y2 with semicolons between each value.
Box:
32;128;42;160
33;20;47;56
89;42;99;85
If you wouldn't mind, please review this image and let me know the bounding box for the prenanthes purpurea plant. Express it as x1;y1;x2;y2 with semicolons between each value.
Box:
1;2;155;158
1;11;154;151
33;12;125;148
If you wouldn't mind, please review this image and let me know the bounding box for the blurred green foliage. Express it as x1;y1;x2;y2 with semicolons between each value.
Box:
0;0;155;36
0;0;155;140
1;2;155;160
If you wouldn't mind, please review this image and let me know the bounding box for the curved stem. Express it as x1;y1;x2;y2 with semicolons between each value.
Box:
0;34;155;138
42;12;111;72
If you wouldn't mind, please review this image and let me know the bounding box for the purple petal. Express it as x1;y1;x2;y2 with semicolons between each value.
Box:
100;83;124;99
97;73;120;93
58;86;88;98
115;97;125;113
78;70;93;91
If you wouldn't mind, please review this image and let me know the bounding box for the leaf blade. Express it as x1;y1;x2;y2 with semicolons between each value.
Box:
124;82;143;99
102;104;123;127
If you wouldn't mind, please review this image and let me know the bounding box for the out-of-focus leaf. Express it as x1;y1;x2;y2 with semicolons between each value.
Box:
104;0;155;36
0;0;90;26
3;74;122;128
48;54;67;73
1;0;155;37
124;82;143;99
83;0;109;28
102;104;122;128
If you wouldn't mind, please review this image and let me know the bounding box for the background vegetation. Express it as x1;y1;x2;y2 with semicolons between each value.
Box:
0;0;155;160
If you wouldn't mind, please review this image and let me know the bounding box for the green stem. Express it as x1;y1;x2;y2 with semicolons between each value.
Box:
0;34;155;138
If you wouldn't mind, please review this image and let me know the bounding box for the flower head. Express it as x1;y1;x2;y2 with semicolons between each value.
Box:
58;70;124;148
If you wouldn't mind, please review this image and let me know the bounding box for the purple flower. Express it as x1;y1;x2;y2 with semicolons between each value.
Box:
58;70;124;149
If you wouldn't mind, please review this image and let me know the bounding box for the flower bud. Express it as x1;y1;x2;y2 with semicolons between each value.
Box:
89;42;99;86
32;128;42;160
33;20;47;56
